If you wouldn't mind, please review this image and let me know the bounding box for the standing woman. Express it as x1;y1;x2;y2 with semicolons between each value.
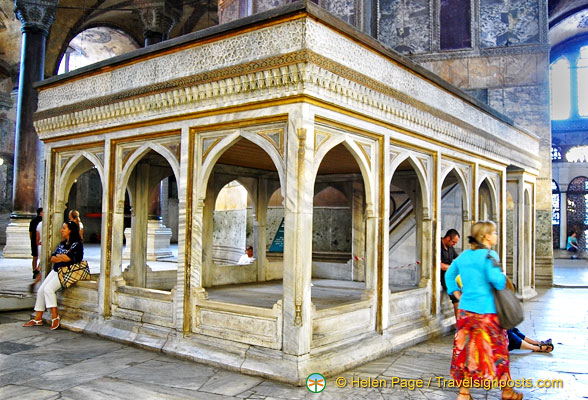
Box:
445;221;523;400
23;221;84;330
69;210;84;241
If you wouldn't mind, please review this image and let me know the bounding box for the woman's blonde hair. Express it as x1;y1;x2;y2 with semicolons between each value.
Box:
69;210;81;224
469;220;496;249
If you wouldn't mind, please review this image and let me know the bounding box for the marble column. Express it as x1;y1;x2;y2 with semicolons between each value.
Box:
3;0;56;258
282;114;314;360
351;179;366;282
136;1;181;46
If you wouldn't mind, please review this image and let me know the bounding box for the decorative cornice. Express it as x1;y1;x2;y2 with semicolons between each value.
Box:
14;0;57;36
34;49;540;171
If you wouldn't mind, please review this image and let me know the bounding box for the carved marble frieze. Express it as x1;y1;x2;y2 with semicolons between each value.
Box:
34;14;540;172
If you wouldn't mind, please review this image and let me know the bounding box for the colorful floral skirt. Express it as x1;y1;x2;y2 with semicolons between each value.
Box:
450;310;511;385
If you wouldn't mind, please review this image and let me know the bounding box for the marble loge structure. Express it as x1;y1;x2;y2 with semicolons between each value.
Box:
34;3;542;384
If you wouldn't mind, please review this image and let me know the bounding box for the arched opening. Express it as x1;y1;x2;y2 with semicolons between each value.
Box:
212;180;253;265
66;166;103;274
311;143;368;308
441;170;465;252
120;149;178;291
201;137;283;308
60;156;104;277
389;158;425;292
57;27;140;74
440;169;466;315
566;176;588;250
478;178;496;221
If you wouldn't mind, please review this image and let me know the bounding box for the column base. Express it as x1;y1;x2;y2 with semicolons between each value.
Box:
123;220;173;261
2;220;33;259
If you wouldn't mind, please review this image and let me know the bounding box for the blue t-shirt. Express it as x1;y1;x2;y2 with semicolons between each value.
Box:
51;240;84;272
445;248;506;314
567;236;578;251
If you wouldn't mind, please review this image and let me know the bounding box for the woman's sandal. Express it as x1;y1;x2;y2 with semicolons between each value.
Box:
50;315;60;330
502;388;524;400
23;319;43;327
535;342;554;353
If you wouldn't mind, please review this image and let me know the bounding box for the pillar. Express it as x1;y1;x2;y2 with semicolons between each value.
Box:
136;0;181;46
282;108;314;361
351;179;366;282
3;0;56;258
256;177;269;282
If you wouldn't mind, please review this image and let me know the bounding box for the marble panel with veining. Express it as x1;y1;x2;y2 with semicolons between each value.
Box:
481;0;539;48
378;0;431;54
255;0;289;14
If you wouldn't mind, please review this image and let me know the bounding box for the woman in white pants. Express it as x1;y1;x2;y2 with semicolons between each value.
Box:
24;221;84;330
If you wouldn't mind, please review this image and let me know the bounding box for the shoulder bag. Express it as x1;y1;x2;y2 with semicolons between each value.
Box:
58;260;91;289
487;251;524;330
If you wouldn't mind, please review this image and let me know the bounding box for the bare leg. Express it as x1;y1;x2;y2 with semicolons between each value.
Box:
458;387;471;399
49;307;60;330
523;336;540;345
520;340;540;351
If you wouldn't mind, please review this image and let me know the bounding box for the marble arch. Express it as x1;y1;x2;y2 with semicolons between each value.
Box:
389;152;432;219
197;129;286;198
118;142;180;203
441;166;471;219
312;135;376;214
478;175;499;221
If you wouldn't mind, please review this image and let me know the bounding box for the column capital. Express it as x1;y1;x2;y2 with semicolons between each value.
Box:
136;0;181;40
14;0;57;36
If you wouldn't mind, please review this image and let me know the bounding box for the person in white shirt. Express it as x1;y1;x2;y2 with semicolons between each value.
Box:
238;245;255;265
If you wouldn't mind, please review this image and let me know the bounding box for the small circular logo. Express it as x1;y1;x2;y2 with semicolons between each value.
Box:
306;373;326;393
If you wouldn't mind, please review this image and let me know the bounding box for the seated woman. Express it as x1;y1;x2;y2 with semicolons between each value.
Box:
508;328;554;353
23;221;84;330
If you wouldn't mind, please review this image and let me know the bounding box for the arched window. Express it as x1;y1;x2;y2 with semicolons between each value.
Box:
58;27;139;74
552;146;562;160
567;176;588;250
550;57;571;120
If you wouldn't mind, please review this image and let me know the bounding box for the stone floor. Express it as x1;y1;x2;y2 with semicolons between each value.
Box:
1;253;588;399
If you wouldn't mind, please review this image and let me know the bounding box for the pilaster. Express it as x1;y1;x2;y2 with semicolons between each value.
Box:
282;106;314;359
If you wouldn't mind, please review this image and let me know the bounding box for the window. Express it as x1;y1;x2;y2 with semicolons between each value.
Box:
550;57;571;120
578;46;588;116
440;0;471;50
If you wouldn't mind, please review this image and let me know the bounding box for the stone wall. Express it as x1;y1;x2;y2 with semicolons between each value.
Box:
378;0;552;286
